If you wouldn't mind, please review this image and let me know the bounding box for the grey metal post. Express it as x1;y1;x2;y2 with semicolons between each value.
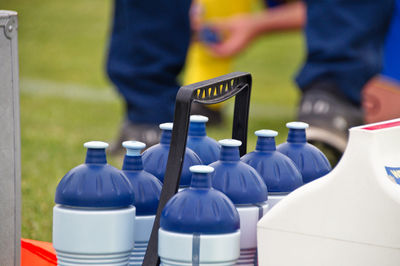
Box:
0;10;21;266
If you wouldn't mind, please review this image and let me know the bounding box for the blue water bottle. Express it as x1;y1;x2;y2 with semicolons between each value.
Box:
277;122;332;184
121;141;162;266
158;165;241;265
187;115;220;165
142;123;202;187
241;130;303;208
53;141;135;265
210;139;268;265
199;26;221;44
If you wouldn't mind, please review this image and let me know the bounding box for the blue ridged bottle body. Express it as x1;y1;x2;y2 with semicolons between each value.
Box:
277;128;331;184
55;148;134;208
187;120;220;165
159;169;240;265
122;155;161;215
122;154;162;266
142;129;202;187
242;151;303;193
210;145;268;205
161;171;240;234
210;160;268;204
241;134;303;193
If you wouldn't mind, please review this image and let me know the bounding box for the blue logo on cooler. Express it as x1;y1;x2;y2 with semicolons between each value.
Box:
385;166;400;185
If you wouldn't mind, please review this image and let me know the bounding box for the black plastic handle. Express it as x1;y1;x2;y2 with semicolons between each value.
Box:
142;72;252;266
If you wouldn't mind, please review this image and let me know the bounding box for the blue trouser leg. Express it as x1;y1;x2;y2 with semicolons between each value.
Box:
296;0;394;105
383;0;400;81
106;0;192;124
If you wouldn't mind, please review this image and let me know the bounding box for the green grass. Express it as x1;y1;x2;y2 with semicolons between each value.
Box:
2;0;303;241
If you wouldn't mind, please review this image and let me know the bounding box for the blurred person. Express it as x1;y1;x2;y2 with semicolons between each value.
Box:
206;1;305;57
184;0;256;123
106;0;192;153
206;0;395;154
363;0;400;124
106;0;239;154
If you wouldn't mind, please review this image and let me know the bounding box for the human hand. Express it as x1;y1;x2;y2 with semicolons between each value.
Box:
206;14;260;58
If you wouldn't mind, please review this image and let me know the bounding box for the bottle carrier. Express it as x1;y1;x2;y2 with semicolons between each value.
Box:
143;72;252;265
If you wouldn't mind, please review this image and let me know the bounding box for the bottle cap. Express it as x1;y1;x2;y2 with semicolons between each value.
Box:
219;139;242;147
286;121;309;129
122;141;146;156
190;115;209;123
255;130;278;137
159;123;173;131
84;141;109;149
189;165;214;174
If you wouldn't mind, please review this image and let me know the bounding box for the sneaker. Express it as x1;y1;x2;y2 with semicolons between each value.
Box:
109;120;161;155
298;82;364;164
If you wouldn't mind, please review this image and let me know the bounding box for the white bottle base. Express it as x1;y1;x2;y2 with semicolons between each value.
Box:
237;247;257;265
129;215;155;266
159;228;240;265
56;250;131;266
267;195;286;209
236;203;269;266
53;205;135;265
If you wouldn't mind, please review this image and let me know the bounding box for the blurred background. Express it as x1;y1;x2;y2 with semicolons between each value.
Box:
1;0;302;241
